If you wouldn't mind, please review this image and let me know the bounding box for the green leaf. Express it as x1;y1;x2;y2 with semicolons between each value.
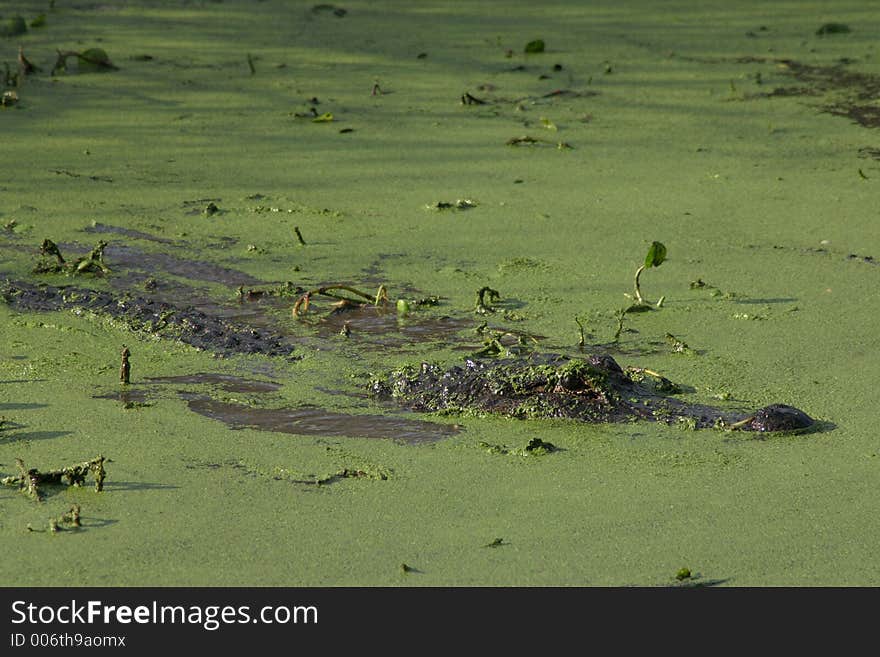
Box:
3;16;28;36
30;14;47;28
77;48;117;72
524;39;545;54
644;241;667;268
311;112;334;123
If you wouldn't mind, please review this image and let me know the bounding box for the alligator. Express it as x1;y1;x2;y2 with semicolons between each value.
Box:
371;352;815;433
0;279;294;358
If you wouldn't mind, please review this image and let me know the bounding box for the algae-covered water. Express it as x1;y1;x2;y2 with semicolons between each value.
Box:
2;0;879;586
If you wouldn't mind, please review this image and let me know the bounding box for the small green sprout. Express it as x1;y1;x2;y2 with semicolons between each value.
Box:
374;284;388;306
632;241;667;306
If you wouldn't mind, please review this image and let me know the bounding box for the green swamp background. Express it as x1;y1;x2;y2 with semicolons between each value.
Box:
1;0;878;585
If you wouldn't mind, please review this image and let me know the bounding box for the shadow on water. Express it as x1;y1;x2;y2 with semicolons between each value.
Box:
319;305;472;340
732;298;798;305
103;243;263;286
668;578;731;588
722;419;836;443
0;402;49;410
185;397;459;445
95;372;458;444
81;517;120;529
93;389;152;404
84;222;176;245
145;373;282;394
105;481;180;492
0;430;73;444
0;379;49;384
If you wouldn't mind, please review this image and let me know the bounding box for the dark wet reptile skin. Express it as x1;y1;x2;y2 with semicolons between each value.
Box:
0;280;293;357
372;352;815;433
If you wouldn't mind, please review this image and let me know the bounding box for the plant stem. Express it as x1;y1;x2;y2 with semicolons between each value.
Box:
633;264;646;304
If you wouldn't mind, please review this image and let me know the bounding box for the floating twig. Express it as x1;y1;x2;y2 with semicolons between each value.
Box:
574;316;587;347
52;48;118;76
461;92;487;105
18;47;40;76
612;308;627;343
293;284;389;318
120;345;131;384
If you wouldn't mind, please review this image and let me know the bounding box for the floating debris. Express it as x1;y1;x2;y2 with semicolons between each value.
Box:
475;286;500;314
506;135;572;149
33;239;111;275
292;283;389;318
664;332;693;355
461;92;488;105
2;456;107;501
523;437;557;454
426;199;477;211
